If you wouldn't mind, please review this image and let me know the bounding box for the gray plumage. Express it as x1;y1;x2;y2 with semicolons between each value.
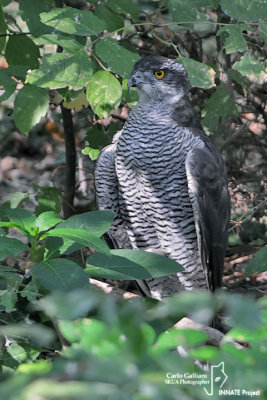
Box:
95;56;230;299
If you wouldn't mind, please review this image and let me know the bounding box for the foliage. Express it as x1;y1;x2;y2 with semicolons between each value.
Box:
0;0;266;398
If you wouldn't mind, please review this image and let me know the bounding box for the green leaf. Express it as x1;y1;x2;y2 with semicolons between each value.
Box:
36;288;100;320
5;35;40;69
14;85;49;134
259;21;267;42
178;56;215;89
6;208;36;235
217;26;247;54
33;211;62;233
82;146;100;160
227;69;250;91
44;228;110;255
169;0;207;23
122;78;138;107
86;249;183;280
26;51;94;90
218;293;261;329
220;0;267;22
0;270;23;285
202;84;238;131
34;34;85;53
0;3;7;52
33;258;89;292
3;192;29;209
57;211;114;238
152;328;208;355
0;324;54;347
0;69;17;102
40;7;106;36
233;53;264;78
6;342;40;363
20;280;39;302
19;0;53;36
188;345;219;361
0;237;28;261
34;186;61;215
94;4;124;32
86;70;122;118
95;38;140;78
106;0;139;19
0;289;17;312
245;247;267;276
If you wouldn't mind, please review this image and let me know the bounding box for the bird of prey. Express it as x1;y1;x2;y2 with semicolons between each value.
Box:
95;55;230;300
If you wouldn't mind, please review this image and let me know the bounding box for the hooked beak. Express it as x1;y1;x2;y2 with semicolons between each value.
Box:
127;74;143;91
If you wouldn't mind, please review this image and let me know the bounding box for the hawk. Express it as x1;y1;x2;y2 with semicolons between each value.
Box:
95;56;230;299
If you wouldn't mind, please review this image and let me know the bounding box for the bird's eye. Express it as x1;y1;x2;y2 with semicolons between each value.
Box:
154;69;165;79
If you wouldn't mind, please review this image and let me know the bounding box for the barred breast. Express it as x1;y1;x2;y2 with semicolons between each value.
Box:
115;106;208;298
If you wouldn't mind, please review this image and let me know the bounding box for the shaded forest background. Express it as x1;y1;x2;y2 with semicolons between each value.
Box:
0;0;266;399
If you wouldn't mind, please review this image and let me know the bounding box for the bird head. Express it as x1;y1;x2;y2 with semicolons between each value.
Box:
127;55;190;105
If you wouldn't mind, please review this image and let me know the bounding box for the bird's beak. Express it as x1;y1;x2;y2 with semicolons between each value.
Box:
127;74;143;91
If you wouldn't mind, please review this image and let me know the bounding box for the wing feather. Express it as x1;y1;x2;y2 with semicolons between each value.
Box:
185;137;230;291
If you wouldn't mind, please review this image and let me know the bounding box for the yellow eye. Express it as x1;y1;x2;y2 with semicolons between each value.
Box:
154;69;165;79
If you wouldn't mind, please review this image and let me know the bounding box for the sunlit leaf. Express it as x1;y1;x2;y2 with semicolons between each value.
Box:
40;7;106;36
26;52;94;90
86;71;122;118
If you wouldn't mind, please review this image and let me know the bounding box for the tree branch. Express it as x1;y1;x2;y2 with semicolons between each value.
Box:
60;105;76;219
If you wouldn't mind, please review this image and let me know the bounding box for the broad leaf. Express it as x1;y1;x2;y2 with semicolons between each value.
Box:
95;38;140;78
82;147;100;160
106;0;139;19
19;0;53;36
188;345;219;361
202;84;238;131
0;69;17;102
56;211;114;237
0;290;17;312
33;258;89;292
5;35;40;69
245;247;267;276
94;4;124;32
233;54;264;78
217;26;247;54
122;78;138;107
178;56;215;89
0;237;28;261
33;211;62;233
14;85;49;134
0;324;54;347
26;52;94;90
43;228;110;254
40;7;106;36
169;0;207;23
86;71;122;118
5;208;36;235
34;34;85;53
0;3;7;52
86;249;183;280
220;0;267;22
34;186;61;215
152;328;208;355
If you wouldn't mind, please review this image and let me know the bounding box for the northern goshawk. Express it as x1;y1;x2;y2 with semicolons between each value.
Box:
95;56;230;299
